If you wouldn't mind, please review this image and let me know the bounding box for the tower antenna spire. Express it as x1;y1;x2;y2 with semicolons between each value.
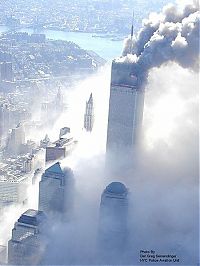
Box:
130;10;134;54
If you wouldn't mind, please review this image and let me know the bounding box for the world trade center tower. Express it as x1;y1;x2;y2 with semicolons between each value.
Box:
106;60;145;163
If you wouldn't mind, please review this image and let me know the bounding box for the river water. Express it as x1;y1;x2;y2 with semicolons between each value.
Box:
0;26;124;61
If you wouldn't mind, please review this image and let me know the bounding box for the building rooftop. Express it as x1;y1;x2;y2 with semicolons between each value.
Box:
0;173;28;183
18;209;46;226
45;162;63;175
105;182;128;195
23;209;40;217
42;162;73;185
88;93;93;103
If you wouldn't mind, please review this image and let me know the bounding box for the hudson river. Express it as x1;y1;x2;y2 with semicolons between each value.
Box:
0;26;124;61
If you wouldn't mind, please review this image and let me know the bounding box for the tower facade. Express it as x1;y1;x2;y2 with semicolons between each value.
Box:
38;162;74;217
106;61;144;155
7;123;25;155
8;209;47;265
84;93;94;132
99;182;128;263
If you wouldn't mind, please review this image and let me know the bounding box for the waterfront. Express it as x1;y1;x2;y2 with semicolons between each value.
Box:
0;26;124;60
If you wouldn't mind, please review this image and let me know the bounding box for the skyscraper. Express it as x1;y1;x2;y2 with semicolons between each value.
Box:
0;103;10;139
106;61;145;156
8;209;47;265
7;123;25;155
99;182;129;249
38;162;74;217
45;134;76;162
98;182;129;263
0;174;29;206
84;93;94;132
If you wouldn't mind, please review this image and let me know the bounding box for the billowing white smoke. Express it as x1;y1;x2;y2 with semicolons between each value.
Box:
40;62;198;265
0;63;111;235
122;0;199;76
2;63;198;264
53;64;111;159
39;1;199;264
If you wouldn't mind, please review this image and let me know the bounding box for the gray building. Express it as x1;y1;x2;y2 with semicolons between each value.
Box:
98;182;129;263
7;123;25;155
38;162;74;218
99;182;129;248
8;209;47;265
84;93;94;132
45;136;76;162
0;173;30;206
106;61;145;158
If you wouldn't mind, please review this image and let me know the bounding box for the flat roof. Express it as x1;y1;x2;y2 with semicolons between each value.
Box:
18;209;46;226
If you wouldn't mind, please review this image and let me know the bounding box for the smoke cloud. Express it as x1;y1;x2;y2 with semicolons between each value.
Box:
38;1;199;264
1;60;198;264
122;0;199;85
38;61;198;265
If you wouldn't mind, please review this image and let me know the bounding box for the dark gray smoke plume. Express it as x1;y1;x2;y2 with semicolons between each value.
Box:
122;0;199;77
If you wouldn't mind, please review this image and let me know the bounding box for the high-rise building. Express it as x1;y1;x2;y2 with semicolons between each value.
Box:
38;162;74;217
0;174;29;206
84;93;94;132
8;209;47;265
0;62;13;81
106;61;144;156
7;123;25;155
98;182;129;262
45;134;76;162
0;103;10;139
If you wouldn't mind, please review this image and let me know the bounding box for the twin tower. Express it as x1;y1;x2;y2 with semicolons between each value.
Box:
106;60;145;169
